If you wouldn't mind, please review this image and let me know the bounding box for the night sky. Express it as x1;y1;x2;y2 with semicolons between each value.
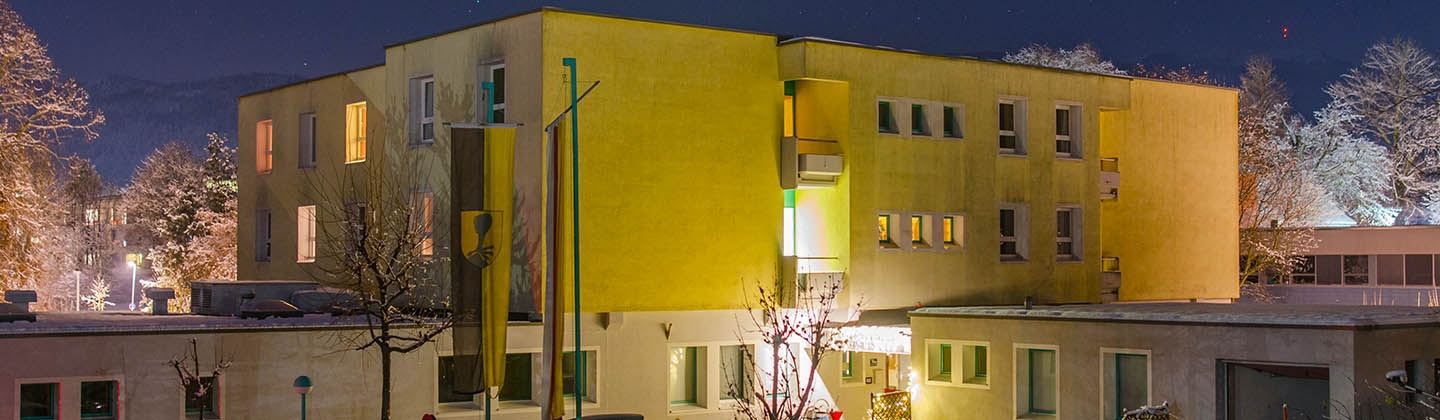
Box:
12;0;1440;110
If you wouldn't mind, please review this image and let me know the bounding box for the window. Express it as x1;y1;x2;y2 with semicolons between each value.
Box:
437;356;474;405
939;344;953;376
911;104;930;135
488;64;506;123
255;209;271;262
411;76;435;144
1407;254;1435;286
878;101;897;133
1379;254;1404;285
81;380;118;420
926;342;952;382
783;190;795;257
255;120;273;173
1317;255;1342;285
943;106;963;138
999;100;1026;154
1000;205;1027;261
298;113;316;168
1057;208;1080;261
1344;255;1370;285
20;382;57;420
498;353;533;401
297;206;316;263
669;346;706;406
783;81;796;137
1055;105;1082;158
841;351;857;379
184;377;219;419
345;102;367;163
963;344;988;385
563;351;597;399
410;191;435;257
911;214;930;248
1291;255;1317;284
1103;352;1148;420
943;216;960;247
720;345;753;401
1016;348;1057;416
878;214;895;247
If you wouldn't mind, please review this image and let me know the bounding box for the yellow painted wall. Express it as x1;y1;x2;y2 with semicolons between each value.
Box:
541;11;783;311
237;66;385;283
1101;79;1239;301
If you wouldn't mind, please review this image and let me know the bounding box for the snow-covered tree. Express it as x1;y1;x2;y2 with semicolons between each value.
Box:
80;274;111;311
0;0;104;293
1290;105;1396;225
126;135;237;312
1003;43;1126;75
1326;38;1440;225
1130;63;1215;85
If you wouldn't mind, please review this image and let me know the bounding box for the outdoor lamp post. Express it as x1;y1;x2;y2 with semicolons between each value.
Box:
126;260;137;311
73;270;80;311
293;375;312;420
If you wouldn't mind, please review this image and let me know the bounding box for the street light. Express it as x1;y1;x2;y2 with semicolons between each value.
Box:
73;270;81;312
126;260;137;311
293;375;312;420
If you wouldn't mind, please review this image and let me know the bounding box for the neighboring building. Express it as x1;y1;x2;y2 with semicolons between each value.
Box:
2;7;1240;420
1245;226;1440;306
909;304;1440;420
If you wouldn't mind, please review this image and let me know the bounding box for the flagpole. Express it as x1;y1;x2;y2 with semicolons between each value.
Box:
482;81;495;420
562;57;581;420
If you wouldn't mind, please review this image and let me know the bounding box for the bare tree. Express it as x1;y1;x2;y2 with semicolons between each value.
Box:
305;153;451;420
0;0;104;291
167;338;231;420
729;280;856;420
1327;38;1440;225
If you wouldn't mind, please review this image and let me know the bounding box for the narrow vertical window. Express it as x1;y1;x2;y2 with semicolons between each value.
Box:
345;102;368;163
939;344;953;375
563;351;597;399
498;353;533;402
964;344;988;385
255;119;273;173
490;64;507;123
410;191;434;257
878;101;897;133
297;205;316;263
911;103;929;135
1000;209;1018;259
783;190;795;257
943;106;963;138
1104;353;1149;420
669;346;704;405
1025;349;1057;415
1057;209;1075;259
720;345;752;401
422;77;435;143
878;214;894;246
437;356;473;405
298;113;316;168
911;215;923;245
943;216;957;246
255;209;271;262
783;81;796;137
1055;107;1073;157
999;102;1017;153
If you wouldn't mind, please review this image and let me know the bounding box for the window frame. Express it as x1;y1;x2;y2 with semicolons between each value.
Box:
255;119;273;174
1014;344;1059;417
718;344;754;402
183;375;221;419
1291;255;1318;284
942;105;965;139
878;213;898;249
255;209;271;262
910;214;931;249
345;101;368;163
297;205;317;263
668;345;706;408
488;63;507;123
1099;348;1152;420
18;382;59;420
1343;254;1371;285
910;103;930;136
1056;206;1082;262
877;99;898;134
409;190;435;257
1000;204;1028;261
415;76;436;145
998;98;1027;155
298;112;317;168
79;380;118;420
943;215;961;248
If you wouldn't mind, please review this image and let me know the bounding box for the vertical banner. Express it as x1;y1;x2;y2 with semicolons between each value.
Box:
540;123;565;420
450;126;515;395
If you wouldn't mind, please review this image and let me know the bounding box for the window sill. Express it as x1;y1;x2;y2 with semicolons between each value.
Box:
943;135;964;140
998;152;1028;158
878;241;901;250
345;160;367;165
669;403;709;413
297;259;315;264
878;130;901;136
1056;257;1082;264
1054;156;1084;162
1000;257;1028;264
1018;413;1056;420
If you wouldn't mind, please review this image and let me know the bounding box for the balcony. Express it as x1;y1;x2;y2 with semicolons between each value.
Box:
1101;256;1121;303
782;137;843;189
1100;157;1120;200
780;255;844;308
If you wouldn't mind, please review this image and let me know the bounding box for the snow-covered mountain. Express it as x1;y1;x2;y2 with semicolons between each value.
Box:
65;73;302;183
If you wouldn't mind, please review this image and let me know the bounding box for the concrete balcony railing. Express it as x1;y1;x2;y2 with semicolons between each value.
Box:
782;137;843;189
1100;157;1120;200
780;255;844;308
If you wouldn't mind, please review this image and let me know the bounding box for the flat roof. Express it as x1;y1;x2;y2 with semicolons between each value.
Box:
0;312;394;338
910;303;1440;329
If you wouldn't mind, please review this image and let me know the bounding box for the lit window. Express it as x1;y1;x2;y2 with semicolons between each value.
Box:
943;105;963;138
1057;208;1080;260
81;380;118;419
669;346;705;405
563;350;597;399
878;100;897;133
20;382;58;420
489;64;507;123
498;353;533;402
783;190;795;257
345;102;367;163
963;344;988;385
783;81;795;137
999;100;1026;155
1018;348;1057;415
256;120;273;173
911;214;932;248
911;104;929;135
878;214;894;246
297;205;316;263
943;216;959;246
299;113;316;168
255;209;271;262
437;356;475;405
184;377;219;419
720;345;752;401
410;191;434;257
842;351;857;379
1103;352;1148;420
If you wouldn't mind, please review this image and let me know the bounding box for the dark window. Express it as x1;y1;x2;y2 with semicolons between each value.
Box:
943;106;961;138
911;104;929;135
1379;254;1405;285
1316;255;1342;285
298;113;316;168
1291;256;1316;284
1406;254;1434;286
1056;209;1075;257
255;209;271;261
1055;108;1071;136
1000;209;1018;257
562;351;595;398
20;383;57;420
185;377;219;419
498;353;532;401
81;380;117;419
878;101;896;133
999;102;1017;151
437;356;473;404
1344;255;1370;285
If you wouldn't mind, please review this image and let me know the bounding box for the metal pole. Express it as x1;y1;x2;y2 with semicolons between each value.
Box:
128;264;137;310
300;393;307;420
563;56;581;420
74;271;80;311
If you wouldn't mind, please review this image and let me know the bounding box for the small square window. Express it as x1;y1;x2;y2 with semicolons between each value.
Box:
437;356;474;405
498;353;533;401
911;104;930;135
563;350;597;399
943;106;963;138
943;216;961;247
20;382;58;420
963;345;988;385
1344;255;1370;285
878;101;897;133
878;214;896;247
1057;209;1077;259
669;346;706;405
81;380;118;419
911;215;930;248
184;377;219;419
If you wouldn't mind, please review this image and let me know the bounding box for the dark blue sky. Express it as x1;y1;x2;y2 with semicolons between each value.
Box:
12;0;1440;109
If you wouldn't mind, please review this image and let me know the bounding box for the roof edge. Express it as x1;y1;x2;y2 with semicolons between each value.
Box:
239;63;384;99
